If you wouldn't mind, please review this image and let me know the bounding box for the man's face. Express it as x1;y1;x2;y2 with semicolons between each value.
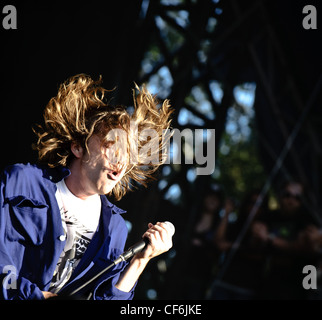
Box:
280;183;303;215
204;194;220;212
79;134;127;196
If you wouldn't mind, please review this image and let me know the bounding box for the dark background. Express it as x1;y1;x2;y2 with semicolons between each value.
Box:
1;0;321;300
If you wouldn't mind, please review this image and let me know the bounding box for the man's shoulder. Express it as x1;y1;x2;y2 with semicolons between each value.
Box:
1;163;47;198
3;163;70;183
2;163;43;180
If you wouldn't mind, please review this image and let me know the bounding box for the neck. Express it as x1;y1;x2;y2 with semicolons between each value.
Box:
64;161;95;200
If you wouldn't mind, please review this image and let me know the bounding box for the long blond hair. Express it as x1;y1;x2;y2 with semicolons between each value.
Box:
33;74;173;200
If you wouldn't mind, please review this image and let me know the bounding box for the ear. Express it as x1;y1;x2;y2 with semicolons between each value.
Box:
70;142;84;159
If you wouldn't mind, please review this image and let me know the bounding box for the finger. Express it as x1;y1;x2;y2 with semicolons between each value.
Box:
156;222;169;233
144;228;161;247
144;222;166;236
149;223;170;243
144;222;173;246
142;223;156;239
152;222;168;234
143;225;160;240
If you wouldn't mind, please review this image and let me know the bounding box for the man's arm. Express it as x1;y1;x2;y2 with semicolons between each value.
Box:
115;222;173;292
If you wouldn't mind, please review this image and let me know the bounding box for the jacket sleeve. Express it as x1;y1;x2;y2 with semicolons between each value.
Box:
92;214;136;300
0;268;44;300
0;168;44;300
92;268;136;300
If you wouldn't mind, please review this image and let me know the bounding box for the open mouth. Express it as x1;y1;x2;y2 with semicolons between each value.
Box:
106;168;123;181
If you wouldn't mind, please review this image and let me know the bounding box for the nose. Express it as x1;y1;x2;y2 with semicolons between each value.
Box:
106;143;128;167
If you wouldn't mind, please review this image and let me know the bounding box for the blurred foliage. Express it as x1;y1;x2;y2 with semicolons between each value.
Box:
215;121;268;203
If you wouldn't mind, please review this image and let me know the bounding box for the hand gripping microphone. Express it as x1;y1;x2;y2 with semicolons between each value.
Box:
113;221;175;265
68;221;175;298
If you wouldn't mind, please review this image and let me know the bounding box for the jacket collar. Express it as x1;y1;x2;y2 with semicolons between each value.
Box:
102;195;127;215
41;164;71;183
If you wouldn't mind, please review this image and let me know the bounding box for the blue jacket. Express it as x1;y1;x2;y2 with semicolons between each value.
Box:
0;163;134;300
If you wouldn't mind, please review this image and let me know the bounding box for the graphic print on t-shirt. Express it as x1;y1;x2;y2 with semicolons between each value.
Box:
49;208;95;292
49;179;101;293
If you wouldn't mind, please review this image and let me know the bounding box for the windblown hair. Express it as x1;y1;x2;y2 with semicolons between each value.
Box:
33;74;173;200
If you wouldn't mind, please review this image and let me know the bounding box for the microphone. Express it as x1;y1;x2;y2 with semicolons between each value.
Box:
113;221;175;265
67;221;175;298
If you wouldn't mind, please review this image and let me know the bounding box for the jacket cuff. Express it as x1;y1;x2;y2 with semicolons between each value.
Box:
27;284;45;300
92;276;136;300
109;284;135;300
1;273;45;300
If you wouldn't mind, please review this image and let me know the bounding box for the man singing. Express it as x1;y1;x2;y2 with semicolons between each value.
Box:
0;74;173;300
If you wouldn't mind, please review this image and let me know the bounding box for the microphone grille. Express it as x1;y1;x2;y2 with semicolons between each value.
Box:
164;221;175;236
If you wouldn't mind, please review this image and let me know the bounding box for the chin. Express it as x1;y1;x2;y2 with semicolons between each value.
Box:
101;183;117;195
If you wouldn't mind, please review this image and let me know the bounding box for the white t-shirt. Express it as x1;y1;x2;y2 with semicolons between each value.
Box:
49;179;101;293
